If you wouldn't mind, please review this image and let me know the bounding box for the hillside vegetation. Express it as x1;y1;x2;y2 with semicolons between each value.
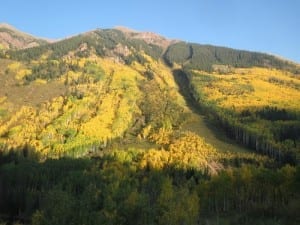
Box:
0;26;299;225
164;42;300;73
185;67;300;164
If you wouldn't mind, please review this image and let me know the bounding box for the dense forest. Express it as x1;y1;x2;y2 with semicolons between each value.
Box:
1;150;299;225
164;42;300;73
0;26;299;225
6;29;163;63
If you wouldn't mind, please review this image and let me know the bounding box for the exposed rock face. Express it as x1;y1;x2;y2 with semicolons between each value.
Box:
114;43;131;57
0;31;40;49
115;26;178;49
131;31;173;48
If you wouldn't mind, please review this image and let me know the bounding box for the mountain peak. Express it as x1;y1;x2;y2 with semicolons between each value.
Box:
114;26;177;49
114;26;138;33
0;23;17;30
0;23;49;49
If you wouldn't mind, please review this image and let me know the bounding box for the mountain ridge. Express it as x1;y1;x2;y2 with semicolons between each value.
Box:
1;23;299;68
1;24;298;76
0;23;50;50
0;23;299;161
114;26;179;49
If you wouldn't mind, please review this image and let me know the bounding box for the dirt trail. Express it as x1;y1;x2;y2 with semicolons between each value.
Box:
173;69;249;153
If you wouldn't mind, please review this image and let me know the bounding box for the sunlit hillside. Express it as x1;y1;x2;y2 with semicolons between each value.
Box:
187;67;300;164
192;67;300;111
0;26;299;225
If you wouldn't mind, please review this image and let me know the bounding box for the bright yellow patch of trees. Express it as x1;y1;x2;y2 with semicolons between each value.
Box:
16;68;32;80
140;132;219;171
190;67;300;163
0;57;149;157
193;67;300;112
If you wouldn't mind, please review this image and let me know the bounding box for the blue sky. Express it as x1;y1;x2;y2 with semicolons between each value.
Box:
1;0;299;62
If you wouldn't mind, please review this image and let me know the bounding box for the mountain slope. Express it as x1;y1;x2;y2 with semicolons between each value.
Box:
164;41;300;73
0;23;49;50
114;26;179;50
5;26;298;73
0;25;300;225
0;26;299;162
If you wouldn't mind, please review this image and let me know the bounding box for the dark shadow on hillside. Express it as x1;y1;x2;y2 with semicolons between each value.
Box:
0;150;298;225
171;69;253;151
172;69;201;114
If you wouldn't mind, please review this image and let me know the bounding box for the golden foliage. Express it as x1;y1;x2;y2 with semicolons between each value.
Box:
149;128;173;145
0;57;148;157
140;132;218;170
7;62;21;71
193;67;300;112
168;132;217;169
16;68;31;80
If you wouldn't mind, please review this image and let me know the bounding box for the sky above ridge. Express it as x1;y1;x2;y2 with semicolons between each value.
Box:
1;0;299;62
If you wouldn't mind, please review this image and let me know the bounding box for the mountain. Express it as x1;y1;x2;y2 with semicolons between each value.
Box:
114;26;176;47
0;23;299;170
0;25;299;225
0;23;49;49
5;25;298;72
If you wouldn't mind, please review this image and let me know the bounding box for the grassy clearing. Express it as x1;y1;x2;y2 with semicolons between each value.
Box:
171;68;251;153
0;59;67;110
182;112;249;153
